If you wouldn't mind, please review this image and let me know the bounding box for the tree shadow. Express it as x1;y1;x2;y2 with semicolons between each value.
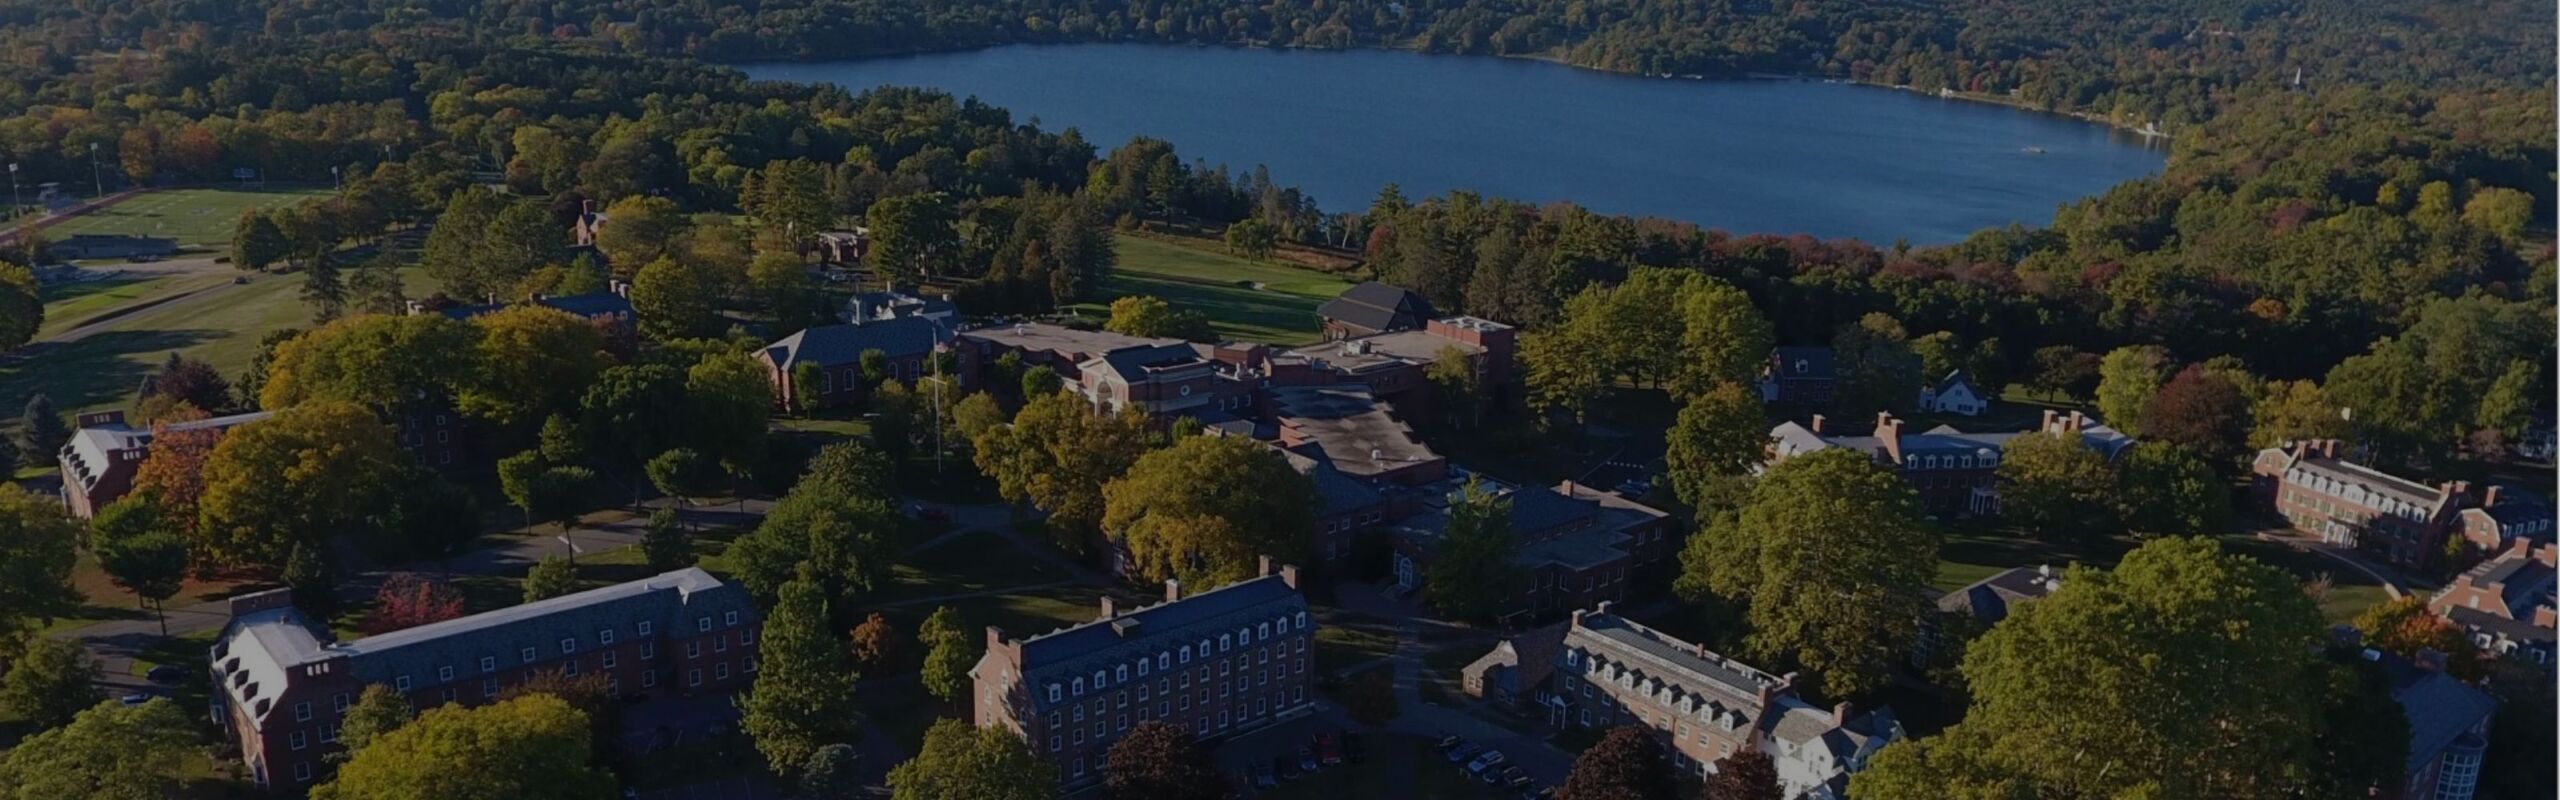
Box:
0;327;222;410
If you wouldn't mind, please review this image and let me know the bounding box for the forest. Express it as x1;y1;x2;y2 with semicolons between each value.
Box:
0;0;2543;458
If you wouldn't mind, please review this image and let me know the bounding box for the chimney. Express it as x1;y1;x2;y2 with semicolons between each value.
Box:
1594;600;1615;617
581;198;595;215
2039;409;2057;433
1279;564;1299;590
1571;607;1588;628
1098;596;1117;620
1163;579;1181;603
1809;414;1826;434
1560;479;1578;497
2314;439;2340;459
1875;413;1903;462
985;626;1009;651
1257;555;1274;578
2483;485;2503;508
1831;701;1855;726
2063;410;2087;434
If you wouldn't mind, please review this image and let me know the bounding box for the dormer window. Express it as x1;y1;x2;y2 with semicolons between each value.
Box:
637;621;654;636
1048;684;1063;702
599;629;615;645
1094;670;1107;689
1073;678;1085;696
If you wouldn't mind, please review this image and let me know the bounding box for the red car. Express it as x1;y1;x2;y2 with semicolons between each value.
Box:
1316;733;1343;766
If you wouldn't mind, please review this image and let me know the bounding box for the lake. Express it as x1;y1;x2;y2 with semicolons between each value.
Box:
747;45;2165;244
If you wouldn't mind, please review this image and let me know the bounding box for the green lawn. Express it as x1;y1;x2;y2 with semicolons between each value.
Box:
1312;610;1401;678
1933;529;2390;624
48;186;331;249
1073;234;1353;345
35;272;223;338
2;267;416;413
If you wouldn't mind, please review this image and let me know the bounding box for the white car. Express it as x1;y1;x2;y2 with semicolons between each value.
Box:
1466;750;1507;773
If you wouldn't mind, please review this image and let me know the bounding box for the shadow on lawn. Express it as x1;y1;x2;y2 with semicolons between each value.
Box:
0;327;220;410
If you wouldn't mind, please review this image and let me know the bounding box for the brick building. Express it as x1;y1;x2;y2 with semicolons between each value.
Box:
209;568;759;792
1280;316;1515;413
1269;385;1448;486
1461;604;1899;799
969;559;1315;792
1767;410;2133;517
2429;542;2556;669
1389;473;1672;624
2454;485;2551;556
759;315;956;411
2251;440;2468;567
57;408;272;518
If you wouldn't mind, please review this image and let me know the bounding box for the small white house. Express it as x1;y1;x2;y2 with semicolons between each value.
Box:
1917;370;1987;416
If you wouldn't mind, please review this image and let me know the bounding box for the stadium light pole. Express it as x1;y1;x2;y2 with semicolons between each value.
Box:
88;141;102;199
6;163;17;217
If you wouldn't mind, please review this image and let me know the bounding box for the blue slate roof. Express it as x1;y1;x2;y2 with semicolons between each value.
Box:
1504;485;1597;535
2383;656;2497;781
764;316;952;369
1017;574;1308;710
340;567;756;689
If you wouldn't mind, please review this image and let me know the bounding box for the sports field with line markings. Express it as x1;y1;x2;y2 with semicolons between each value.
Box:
43;186;330;248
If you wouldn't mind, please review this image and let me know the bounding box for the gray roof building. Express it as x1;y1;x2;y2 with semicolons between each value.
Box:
763;315;953;370
1317;282;1435;336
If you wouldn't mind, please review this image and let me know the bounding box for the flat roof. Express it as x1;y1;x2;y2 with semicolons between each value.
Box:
1270;386;1440;478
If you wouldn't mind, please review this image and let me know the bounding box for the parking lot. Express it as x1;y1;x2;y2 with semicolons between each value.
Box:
1204;705;1560;800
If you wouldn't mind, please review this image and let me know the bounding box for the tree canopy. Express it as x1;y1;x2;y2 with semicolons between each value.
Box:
311;694;615;800
1101;434;1318;587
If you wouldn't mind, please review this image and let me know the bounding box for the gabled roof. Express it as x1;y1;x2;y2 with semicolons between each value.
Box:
2382;654;2496;781
1317;282;1434;333
1272;445;1385;517
441;292;634;321
764;316;952;369
1937;566;2064;623
1084;343;1211;384
1770;346;1835;380
1016;573;1308;709
1932;370;1975;395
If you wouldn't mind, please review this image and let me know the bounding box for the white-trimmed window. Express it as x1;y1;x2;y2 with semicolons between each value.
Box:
480;656;497;672
289;731;308;750
724;611;740;626
294;762;312;782
602;652;617;669
697;616;712;632
560;638;576;654
641;670;658;688
599;629;615;645
637;621;653;636
295;702;312;721
687;669;702;687
521;647;538;663
640;641;656;660
437;666;454;682
715;663;730;680
332;693;351;713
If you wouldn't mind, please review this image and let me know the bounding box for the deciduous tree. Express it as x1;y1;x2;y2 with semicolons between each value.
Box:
640;508;694;571
256;314;477;411
283;542;337;619
1994;431;2121;542
1424;345;1483;429
594;195;691;275
918;606;977;706
1831;313;1921;417
1682;449;1934;698
1851;538;2339;799
684;350;771;472
865;192;959;284
522;555;579;602
358;573;464;635
332;684;414;761
629;257;725;341
195;402;405;568
973;392;1154;556
0;698;196;800
2249;379;2347;450
1701;747;1781;800
1423;480;1516;623
90;495;188;632
233;211;290;271
1664;382;1766;515
0;484;79;643
849;612;898;673
0;638;101;730
311;694;614;800
2351;597;2482;680
2141;364;2251;465
2095;345;2170;435
886;719;1056;800
799;744;864;800
1102;434;1318;587
2115;443;2230;535
1558;726;1676;800
738;568;859;775
461;305;612;428
1104;720;1226;800
1671;277;1774;401
0;263;32;353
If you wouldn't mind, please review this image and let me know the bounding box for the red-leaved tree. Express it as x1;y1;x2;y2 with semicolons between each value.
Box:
359;573;465;634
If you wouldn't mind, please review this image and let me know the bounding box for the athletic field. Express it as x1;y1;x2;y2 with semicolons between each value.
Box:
1071;234;1354;345
43;186;331;249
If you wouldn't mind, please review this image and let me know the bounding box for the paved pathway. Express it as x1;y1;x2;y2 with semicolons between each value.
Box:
1335;582;1576;789
2254;530;2413;599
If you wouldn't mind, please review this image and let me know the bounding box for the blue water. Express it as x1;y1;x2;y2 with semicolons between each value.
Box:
747;44;2165;244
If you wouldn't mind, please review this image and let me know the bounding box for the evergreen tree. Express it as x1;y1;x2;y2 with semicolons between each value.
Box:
301;260;346;322
18;393;66;468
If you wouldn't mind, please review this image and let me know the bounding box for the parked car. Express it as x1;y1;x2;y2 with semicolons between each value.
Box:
1522;786;1554;800
1466;750;1508;774
1446;742;1484;763
1344;732;1369;763
1275;753;1300;781
1484;765;1525;785
118;691;153;707
1317;733;1343;766
1253;762;1277;789
1434;735;1464;752
145;665;188;685
1296;746;1320;774
1503;774;1535;791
